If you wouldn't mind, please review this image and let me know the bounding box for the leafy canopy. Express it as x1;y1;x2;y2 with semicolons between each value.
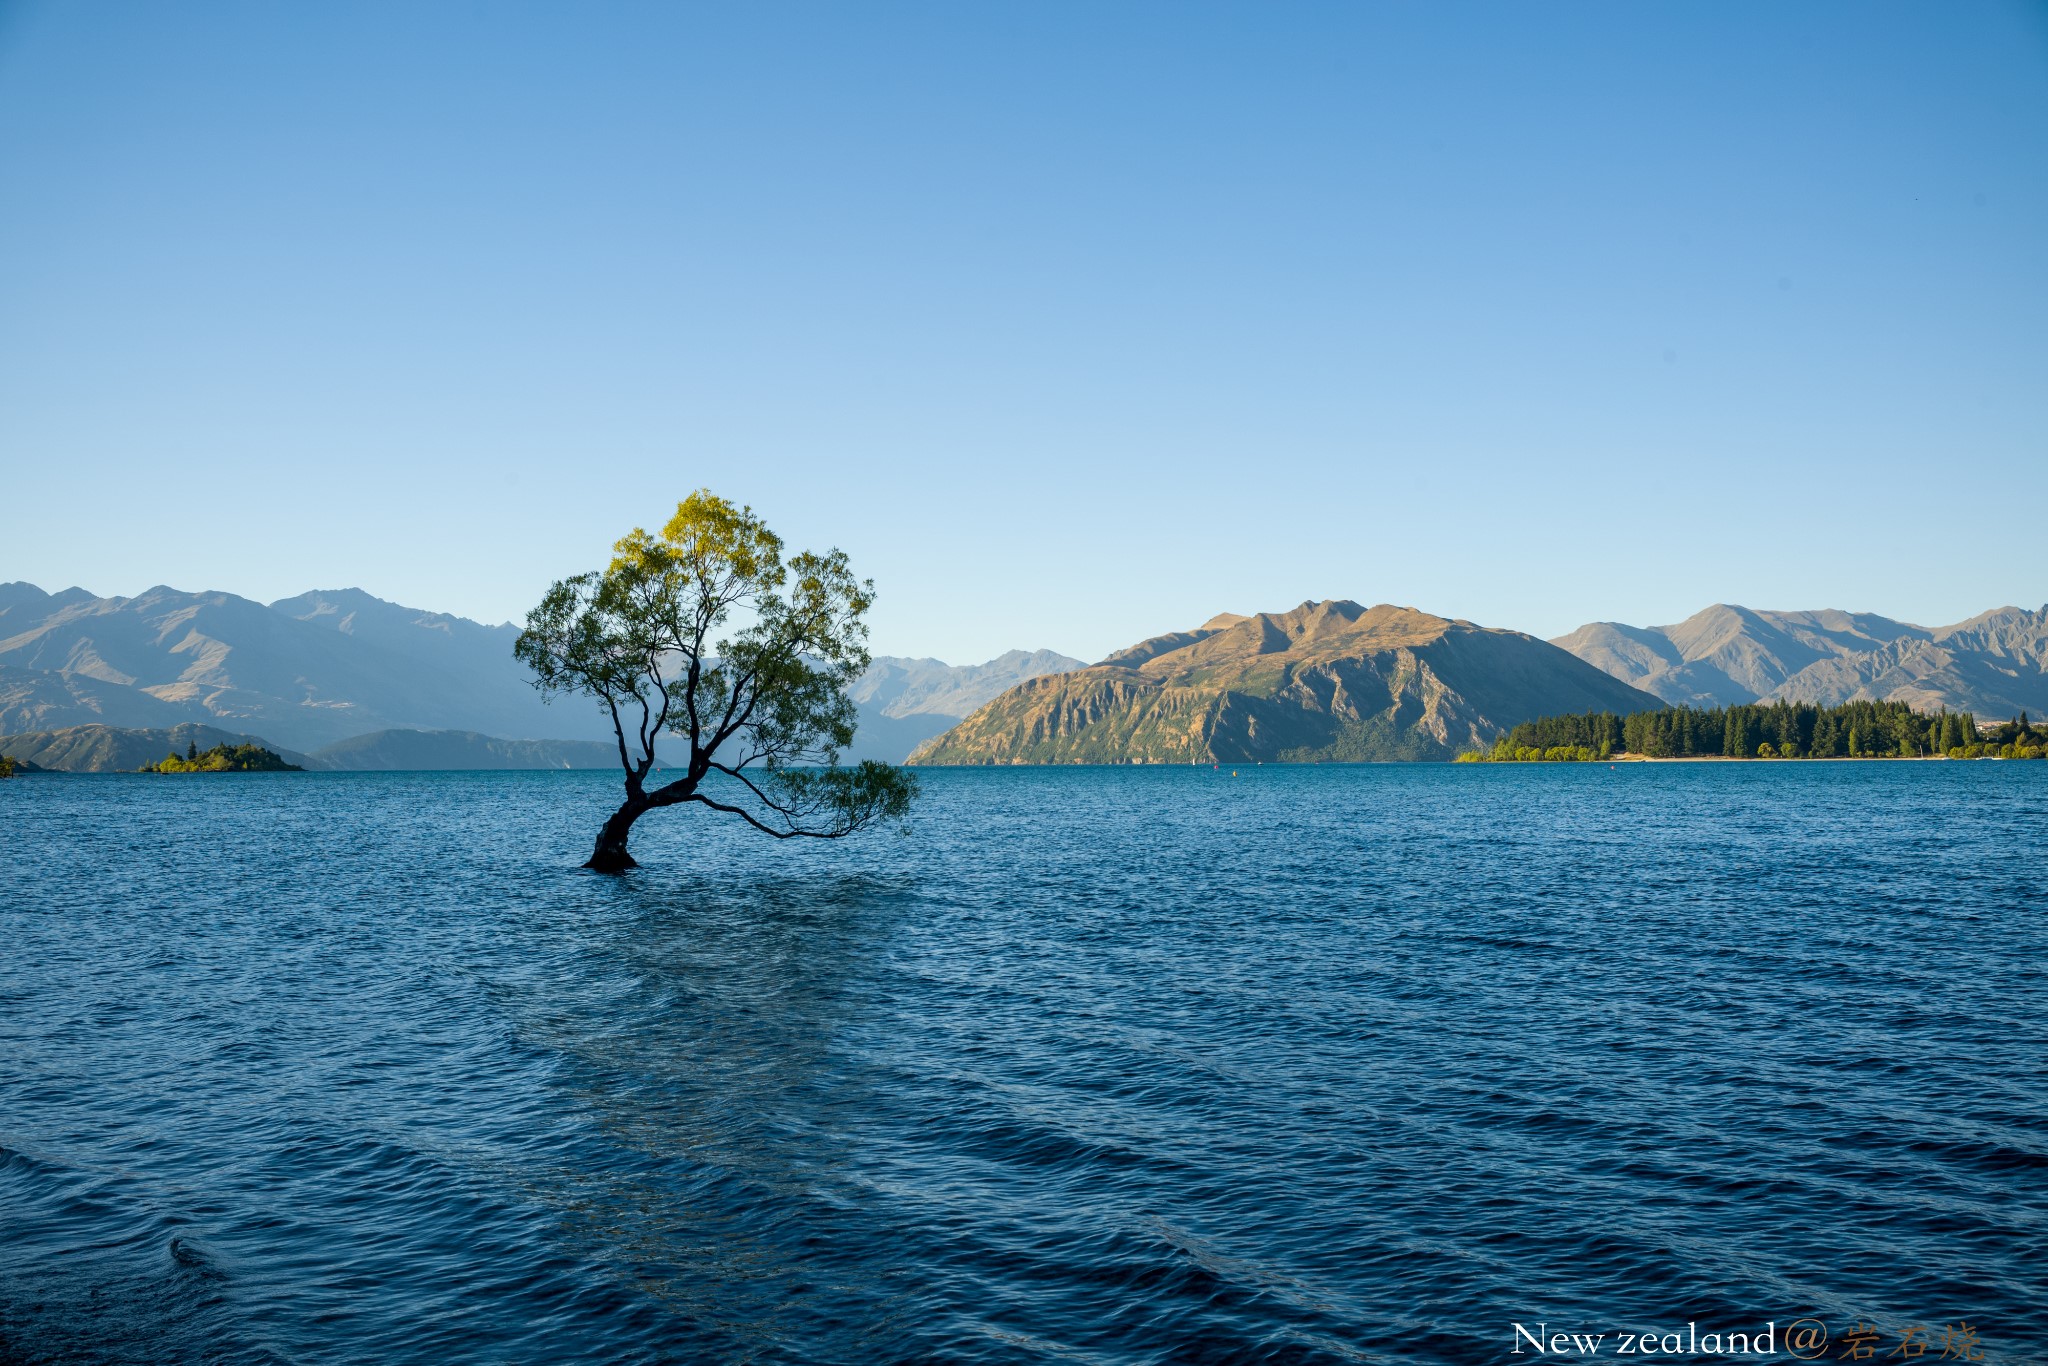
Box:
515;491;915;840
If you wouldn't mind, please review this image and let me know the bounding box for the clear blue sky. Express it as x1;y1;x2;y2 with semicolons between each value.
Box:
3;2;2044;663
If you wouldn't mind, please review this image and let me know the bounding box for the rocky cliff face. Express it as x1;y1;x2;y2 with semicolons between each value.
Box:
909;601;1660;764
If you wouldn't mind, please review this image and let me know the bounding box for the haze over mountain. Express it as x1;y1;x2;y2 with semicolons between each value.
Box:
1553;605;2048;717
844;649;1084;763
307;729;674;772
0;723;689;774
13;578;2035;769
0;582;616;750
911;600;1659;765
0;582;1082;767
0;723;320;775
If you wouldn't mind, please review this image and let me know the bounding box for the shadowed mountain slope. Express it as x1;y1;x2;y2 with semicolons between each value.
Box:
910;601;1659;764
0;723;319;773
0;583;614;749
1554;604;2048;715
0;582;1077;762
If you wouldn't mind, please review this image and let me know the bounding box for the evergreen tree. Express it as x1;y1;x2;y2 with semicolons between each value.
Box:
1469;699;2014;763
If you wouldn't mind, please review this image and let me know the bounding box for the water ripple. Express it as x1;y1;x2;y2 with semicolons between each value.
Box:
2;765;2043;1363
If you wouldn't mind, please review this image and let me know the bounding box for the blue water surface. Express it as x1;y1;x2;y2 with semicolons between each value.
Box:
2;764;2044;1364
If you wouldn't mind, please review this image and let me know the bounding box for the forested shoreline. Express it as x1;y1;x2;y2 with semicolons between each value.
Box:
1460;702;2048;763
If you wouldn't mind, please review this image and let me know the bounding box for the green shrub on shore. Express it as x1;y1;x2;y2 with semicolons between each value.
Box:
1948;742;2045;760
140;741;301;773
1455;743;1603;763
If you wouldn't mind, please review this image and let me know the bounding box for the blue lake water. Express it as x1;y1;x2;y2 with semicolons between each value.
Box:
2;765;2044;1364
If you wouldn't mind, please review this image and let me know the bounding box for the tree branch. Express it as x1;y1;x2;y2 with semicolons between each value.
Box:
684;791;828;840
708;760;798;817
602;692;634;781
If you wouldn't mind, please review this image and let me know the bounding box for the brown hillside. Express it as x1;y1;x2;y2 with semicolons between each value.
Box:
909;600;1660;764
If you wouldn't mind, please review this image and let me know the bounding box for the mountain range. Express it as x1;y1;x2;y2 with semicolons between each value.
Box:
6;580;2040;770
0;581;1078;769
0;583;608;750
1552;604;2048;716
909;600;1659;764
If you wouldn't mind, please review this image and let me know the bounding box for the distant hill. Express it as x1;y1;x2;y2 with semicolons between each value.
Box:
0;722;694;773
309;729;677;771
0;581;1075;764
0;723;320;773
1553;604;2048;716
910;601;1660;764
0;582;617;750
843;649;1084;762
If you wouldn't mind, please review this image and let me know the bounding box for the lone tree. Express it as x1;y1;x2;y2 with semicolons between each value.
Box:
515;491;917;871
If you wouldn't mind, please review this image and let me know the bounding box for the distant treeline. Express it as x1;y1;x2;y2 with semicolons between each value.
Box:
1461;702;2048;762
141;742;302;774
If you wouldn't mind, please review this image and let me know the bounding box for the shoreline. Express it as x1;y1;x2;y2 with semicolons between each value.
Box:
1599;754;1956;764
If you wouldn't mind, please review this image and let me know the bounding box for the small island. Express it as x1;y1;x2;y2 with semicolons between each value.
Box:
140;741;304;773
1459;702;2047;762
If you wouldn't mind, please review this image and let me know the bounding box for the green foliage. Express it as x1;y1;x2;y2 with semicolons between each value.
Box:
1466;734;1602;762
1623;700;1953;760
1463;712;1625;761
1455;700;2048;762
0;755;15;779
516;490;918;865
141;743;301;773
1949;712;2048;760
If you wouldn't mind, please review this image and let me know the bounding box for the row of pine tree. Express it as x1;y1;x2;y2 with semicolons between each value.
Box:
1468;701;2047;761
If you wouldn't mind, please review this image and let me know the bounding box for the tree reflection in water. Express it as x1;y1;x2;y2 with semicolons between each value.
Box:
485;872;919;1357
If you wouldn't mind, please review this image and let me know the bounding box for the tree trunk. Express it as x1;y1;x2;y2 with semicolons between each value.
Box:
586;797;649;873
